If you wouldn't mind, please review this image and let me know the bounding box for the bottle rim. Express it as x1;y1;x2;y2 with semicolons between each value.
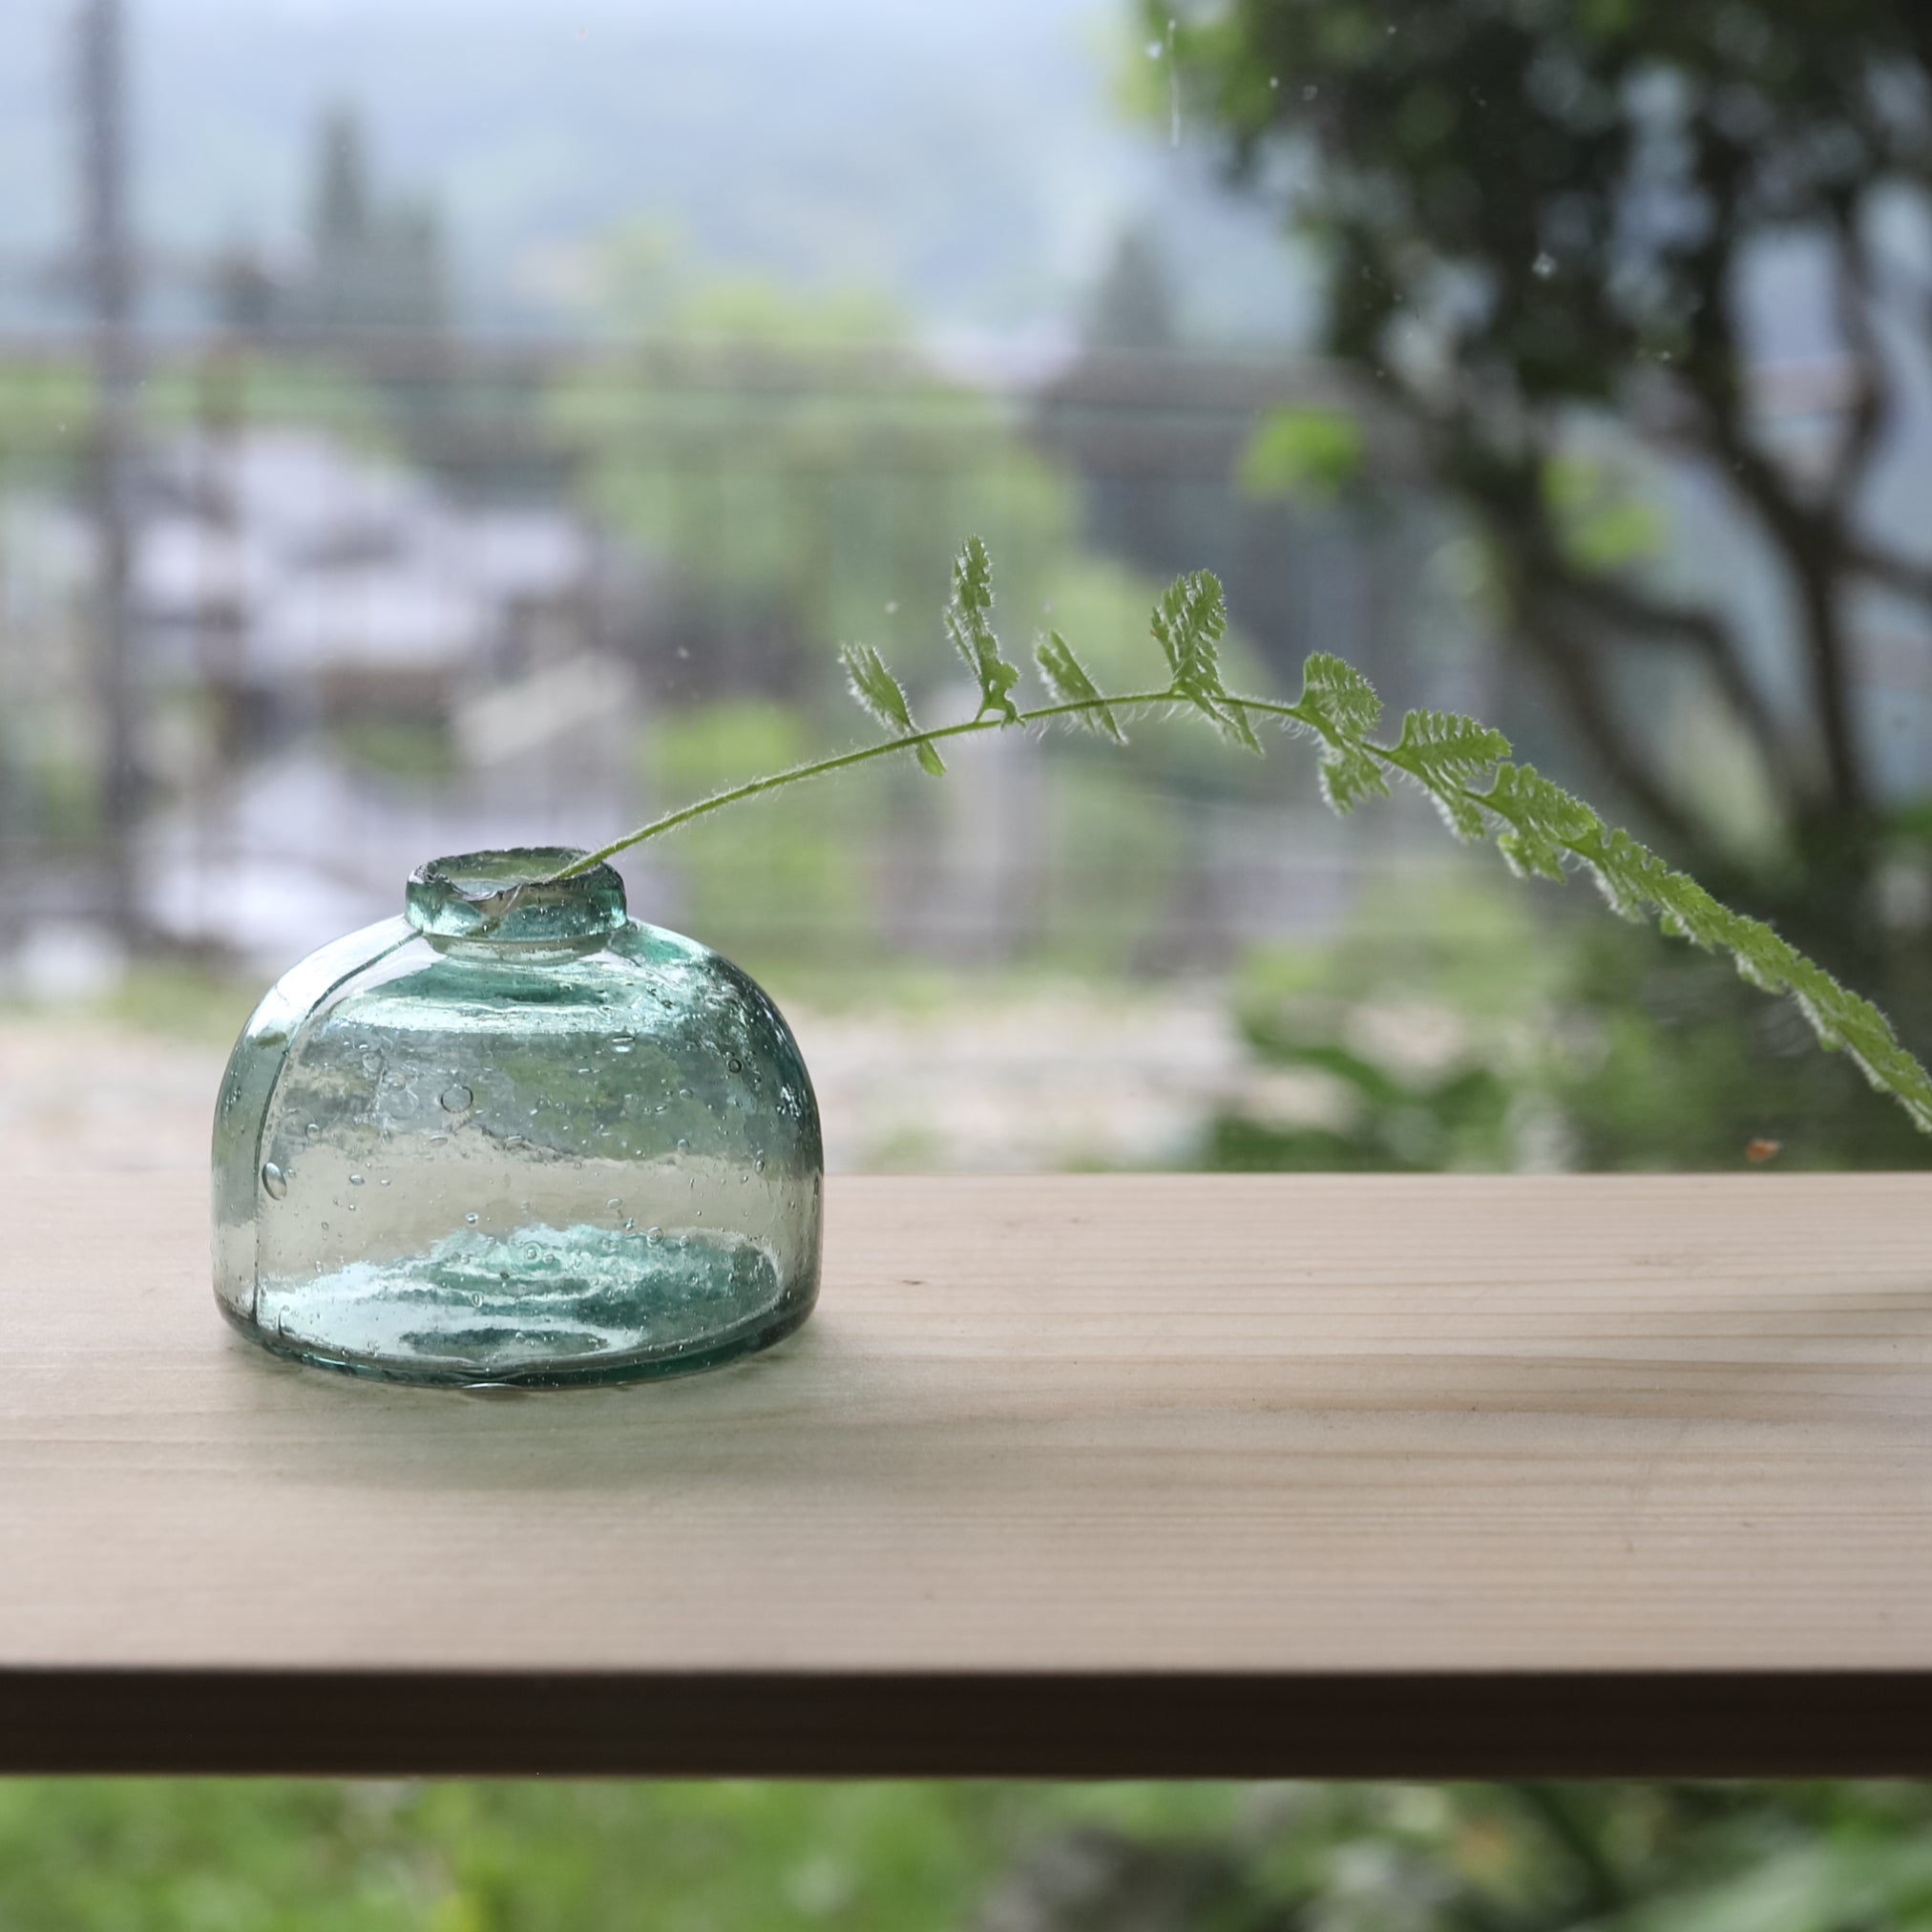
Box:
405;848;627;943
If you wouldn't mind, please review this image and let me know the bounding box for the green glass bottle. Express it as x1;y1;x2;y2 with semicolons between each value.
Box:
212;849;822;1386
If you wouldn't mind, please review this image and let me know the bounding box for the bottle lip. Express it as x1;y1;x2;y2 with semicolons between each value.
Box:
405;848;628;944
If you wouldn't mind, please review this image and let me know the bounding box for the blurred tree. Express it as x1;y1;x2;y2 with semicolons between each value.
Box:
1163;0;1932;971
1087;224;1183;354
10;1776;1932;1932
288;107;446;340
555;241;1077;704
1052;226;1199;580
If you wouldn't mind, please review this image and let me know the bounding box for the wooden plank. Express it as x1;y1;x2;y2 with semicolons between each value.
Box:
4;1173;1932;1774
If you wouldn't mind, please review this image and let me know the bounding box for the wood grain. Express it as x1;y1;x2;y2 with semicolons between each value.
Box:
5;1173;1932;1773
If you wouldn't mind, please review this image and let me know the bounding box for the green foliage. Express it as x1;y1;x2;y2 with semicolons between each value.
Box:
1237;403;1364;502
552;250;1076;698
1162;0;1932;974
0;1779;1022;1931
1208;1028;1516;1172
333;719;455;785
16;1776;1932;1930
1209;874;1932;1175
570;539;1932;1139
1541;453;1666;571
645;700;872;967
0;356;93;470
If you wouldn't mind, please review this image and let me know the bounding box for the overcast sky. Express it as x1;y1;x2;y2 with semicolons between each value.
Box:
2;0;1312;345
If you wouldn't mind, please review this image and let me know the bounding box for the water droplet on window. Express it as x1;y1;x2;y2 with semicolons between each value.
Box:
260;1162;287;1200
440;1084;472;1113
1533;250;1556;278
464;1212;479;1225
647;1226;663;1240
348;1172;365;1186
305;1123;322;1140
379;1177;391;1186
606;1197;621;1209
522;1245;540;1262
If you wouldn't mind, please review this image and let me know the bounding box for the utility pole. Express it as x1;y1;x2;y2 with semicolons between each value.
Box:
76;0;140;940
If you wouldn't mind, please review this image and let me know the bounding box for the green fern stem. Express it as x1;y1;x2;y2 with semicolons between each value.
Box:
551;537;1932;1136
555;690;1179;876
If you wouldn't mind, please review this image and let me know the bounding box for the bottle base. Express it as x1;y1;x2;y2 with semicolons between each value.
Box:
219;1293;815;1390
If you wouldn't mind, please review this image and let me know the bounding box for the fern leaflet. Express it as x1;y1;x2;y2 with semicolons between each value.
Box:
838;641;945;776
1035;631;1125;742
1151;571;1260;751
943;536;1023;724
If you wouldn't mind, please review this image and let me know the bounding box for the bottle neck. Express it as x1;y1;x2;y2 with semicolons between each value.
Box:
405;848;627;951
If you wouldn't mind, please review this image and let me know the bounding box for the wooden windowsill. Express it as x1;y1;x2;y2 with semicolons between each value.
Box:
7;1172;1932;1774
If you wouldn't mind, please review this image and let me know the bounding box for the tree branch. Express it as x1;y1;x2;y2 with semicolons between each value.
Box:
1846;536;1932;606
1674;297;1866;815
1508;590;1712;861
1540;562;1797;803
1823;207;1890;508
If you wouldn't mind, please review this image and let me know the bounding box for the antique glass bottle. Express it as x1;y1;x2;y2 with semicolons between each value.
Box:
212;849;823;1386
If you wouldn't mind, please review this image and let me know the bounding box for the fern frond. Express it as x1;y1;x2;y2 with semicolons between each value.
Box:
1479;762;1603;881
1151;571;1260;751
1383;709;1510;839
1291;652;1388;812
839;641;945;775
1035;631;1126;742
1295;652;1383;739
1280;659;1932;1130
1604;839;1932;1129
943;535;1022;724
578;537;1932;1140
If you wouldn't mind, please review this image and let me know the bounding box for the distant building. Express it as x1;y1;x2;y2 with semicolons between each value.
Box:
134;429;598;732
115;426;642;963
